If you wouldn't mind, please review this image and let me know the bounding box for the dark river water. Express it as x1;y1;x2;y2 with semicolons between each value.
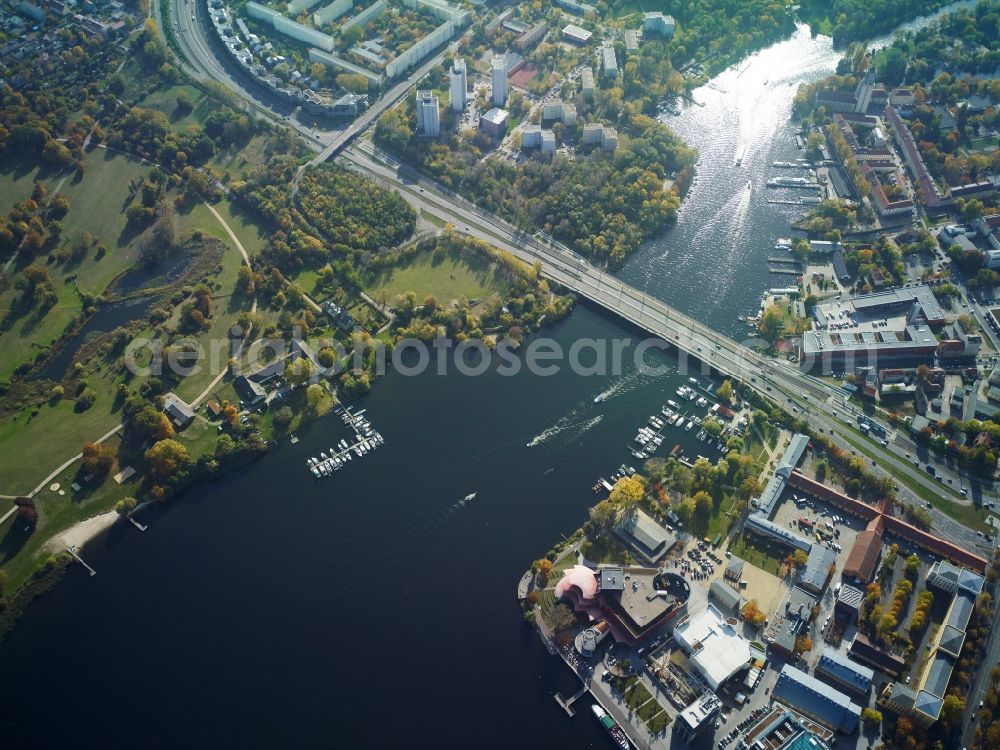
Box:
0;12;966;750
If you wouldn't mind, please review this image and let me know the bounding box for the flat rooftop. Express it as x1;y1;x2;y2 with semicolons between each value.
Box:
606;568;678;631
674;604;752;690
805;285;947;358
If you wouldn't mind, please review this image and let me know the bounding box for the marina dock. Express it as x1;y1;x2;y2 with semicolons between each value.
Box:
305;406;385;479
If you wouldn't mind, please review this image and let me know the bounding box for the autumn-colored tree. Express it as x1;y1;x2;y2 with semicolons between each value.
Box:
80;441;115;477
716;379;734;404
793;549;809;568
794;634;813;655
536;558;554;586
861;708;882;726
115;497;137;517
609;475;645;512
741;599;766;626
144;439;191;479
222;403;240;430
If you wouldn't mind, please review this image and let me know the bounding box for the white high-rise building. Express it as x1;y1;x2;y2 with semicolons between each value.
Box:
416;90;440;137
449;58;467;112
491;55;507;107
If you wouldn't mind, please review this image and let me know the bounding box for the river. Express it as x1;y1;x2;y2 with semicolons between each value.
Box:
0;8;968;749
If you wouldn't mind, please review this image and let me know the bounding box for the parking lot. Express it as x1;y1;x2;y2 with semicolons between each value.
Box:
771;487;864;578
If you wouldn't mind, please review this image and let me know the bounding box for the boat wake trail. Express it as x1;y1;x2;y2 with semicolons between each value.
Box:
450;491;477;512
526;413;604;448
592;369;646;405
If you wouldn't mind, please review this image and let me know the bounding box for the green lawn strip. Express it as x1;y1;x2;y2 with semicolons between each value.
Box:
624;680;653;711
610;674;638;695
835;428;988;531
419;208;448;228
646;710;672;734
729;533;784;576
637;697;663;721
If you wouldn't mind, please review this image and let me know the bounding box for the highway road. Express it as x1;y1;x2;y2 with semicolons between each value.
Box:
341;141;997;551
164;3;995;549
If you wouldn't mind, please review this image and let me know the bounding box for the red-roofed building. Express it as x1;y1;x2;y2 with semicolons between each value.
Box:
790;471;987;573
844;516;884;583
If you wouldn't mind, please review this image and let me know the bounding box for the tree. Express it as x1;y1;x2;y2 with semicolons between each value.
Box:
741;599;766;626
693;491;712;527
306;383;325;411
144;439;191;480
273;405;294;428
80;442;115;477
375;108;413;151
958;198;984;223
609;475;645;513
589;500;618;534
318;347;337;368
139;201;177;267
940;694;965;727
115;497;137;517
15;497;37;529
794;634;813;655
758;306;785;341
675;497;695;526
793;549;809;568
549;603;577;633
881;47;908;86
339;25;363;48
75;387;97;412
536;558;554;586
285;356;316;386
740;476;764;500
861;708;882;726
716;379;734;404
336;73;369;94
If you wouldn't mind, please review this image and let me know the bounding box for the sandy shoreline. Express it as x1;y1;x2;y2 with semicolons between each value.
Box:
43;511;119;555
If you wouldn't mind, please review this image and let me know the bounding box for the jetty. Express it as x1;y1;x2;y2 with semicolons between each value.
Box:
67;545;96;576
128;516;148;532
555;682;590;717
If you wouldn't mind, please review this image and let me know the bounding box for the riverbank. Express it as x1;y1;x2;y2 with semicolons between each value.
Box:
42;511;119;556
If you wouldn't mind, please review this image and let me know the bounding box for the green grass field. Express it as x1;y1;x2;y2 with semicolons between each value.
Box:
139;83;221;131
366;248;509;307
0;150;152;379
0;155;59;215
729;533;785;576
